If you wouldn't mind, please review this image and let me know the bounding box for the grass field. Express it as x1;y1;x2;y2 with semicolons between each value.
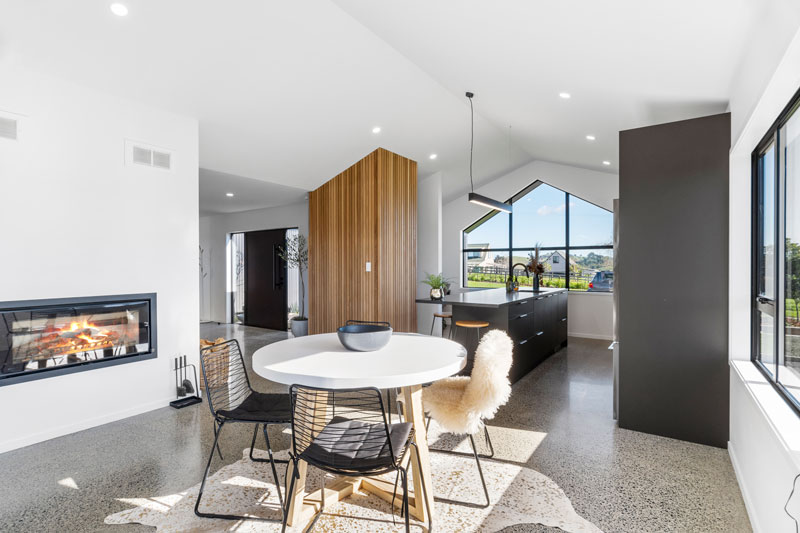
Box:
466;276;591;291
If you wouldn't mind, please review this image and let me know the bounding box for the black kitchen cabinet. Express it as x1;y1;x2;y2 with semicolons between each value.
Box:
556;291;568;346
419;288;568;384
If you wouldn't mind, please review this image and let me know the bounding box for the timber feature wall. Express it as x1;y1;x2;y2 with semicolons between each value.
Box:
309;148;417;333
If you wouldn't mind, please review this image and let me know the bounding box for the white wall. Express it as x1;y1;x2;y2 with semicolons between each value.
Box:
728;0;800;145
416;172;443;334
728;23;800;533
0;67;199;453
442;159;618;340
567;293;613;340
200;201;309;324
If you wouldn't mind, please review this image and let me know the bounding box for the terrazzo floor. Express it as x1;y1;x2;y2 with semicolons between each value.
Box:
0;323;751;532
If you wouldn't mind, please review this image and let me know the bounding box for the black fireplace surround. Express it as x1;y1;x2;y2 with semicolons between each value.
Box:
0;293;157;386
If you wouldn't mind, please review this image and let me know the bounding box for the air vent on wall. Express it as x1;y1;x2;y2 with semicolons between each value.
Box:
152;150;171;169
0;116;18;140
125;139;174;171
132;146;152;165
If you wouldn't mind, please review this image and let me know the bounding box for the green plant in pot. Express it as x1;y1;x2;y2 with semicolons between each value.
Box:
278;233;309;337
421;272;451;300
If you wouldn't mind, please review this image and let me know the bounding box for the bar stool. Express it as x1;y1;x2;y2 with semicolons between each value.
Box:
430;312;453;336
453;320;490;344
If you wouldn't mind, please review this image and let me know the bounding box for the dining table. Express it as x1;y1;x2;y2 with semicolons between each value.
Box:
251;331;467;528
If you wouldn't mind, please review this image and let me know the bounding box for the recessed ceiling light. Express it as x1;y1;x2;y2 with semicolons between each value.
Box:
226;192;234;197
372;126;381;134
429;154;437;160
110;3;128;16
558;92;571;99
586;135;596;141
602;160;611;166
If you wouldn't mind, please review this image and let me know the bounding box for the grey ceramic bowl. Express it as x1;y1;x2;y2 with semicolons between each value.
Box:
337;324;393;352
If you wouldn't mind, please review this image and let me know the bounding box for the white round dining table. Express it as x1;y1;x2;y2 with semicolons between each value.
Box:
251;332;466;528
251;332;467;389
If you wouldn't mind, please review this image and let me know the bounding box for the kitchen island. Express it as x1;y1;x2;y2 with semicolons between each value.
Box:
417;287;568;382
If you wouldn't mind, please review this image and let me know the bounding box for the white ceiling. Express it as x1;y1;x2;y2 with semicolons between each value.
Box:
0;0;761;211
199;169;307;216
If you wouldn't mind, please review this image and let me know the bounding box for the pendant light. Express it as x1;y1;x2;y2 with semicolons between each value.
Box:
465;91;512;213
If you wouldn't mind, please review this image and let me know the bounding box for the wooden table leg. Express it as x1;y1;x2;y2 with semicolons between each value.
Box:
286;388;326;527
403;384;435;523
360;384;435;523
285;458;309;527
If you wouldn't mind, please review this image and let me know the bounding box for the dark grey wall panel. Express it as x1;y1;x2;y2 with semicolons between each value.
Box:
618;113;730;448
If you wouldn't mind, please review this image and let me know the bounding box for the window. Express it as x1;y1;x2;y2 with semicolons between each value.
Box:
752;85;800;412
462;181;614;291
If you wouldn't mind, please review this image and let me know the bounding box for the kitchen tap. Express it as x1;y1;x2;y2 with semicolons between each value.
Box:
509;263;530;291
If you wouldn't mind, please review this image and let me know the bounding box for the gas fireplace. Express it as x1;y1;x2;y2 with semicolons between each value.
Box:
0;294;156;386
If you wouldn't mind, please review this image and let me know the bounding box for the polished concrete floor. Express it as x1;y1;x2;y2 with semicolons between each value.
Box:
0;324;751;532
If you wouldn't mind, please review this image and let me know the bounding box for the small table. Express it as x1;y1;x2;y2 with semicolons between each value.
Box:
252;332;467;528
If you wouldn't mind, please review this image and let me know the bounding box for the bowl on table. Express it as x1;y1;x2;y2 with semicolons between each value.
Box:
337;322;393;352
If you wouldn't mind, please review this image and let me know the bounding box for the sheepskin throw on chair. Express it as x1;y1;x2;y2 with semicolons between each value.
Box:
423;329;513;434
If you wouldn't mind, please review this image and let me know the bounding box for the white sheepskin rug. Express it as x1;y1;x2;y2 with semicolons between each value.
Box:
105;425;603;533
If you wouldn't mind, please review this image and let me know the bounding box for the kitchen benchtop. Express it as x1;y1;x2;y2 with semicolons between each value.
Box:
416;287;566;309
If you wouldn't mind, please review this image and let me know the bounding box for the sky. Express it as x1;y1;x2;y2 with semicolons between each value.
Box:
465;183;613;251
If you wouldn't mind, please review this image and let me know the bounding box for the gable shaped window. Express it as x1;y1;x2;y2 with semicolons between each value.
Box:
462;181;613;291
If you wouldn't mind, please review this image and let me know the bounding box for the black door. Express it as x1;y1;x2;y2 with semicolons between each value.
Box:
244;229;288;331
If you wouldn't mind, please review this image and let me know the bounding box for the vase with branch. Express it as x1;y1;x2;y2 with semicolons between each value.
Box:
278;233;309;337
527;244;546;291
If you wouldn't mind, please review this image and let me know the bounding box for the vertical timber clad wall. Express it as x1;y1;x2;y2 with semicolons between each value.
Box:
309;148;417;333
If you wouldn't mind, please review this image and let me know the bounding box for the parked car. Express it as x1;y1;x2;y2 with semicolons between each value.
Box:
588;271;614;292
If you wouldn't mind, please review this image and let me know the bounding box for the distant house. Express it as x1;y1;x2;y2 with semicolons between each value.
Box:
465;243;489;268
466;243;507;272
542;250;575;274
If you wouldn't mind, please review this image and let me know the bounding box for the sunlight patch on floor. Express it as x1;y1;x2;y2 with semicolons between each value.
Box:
57;477;79;490
222;475;271;489
116;493;185;514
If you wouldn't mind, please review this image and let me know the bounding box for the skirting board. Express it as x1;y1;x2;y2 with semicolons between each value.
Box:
728;440;762;533
568;332;613;341
0;394;178;454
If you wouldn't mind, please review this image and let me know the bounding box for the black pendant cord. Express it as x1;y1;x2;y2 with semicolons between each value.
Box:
467;91;475;193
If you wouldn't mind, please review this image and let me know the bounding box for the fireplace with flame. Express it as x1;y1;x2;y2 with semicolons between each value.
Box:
0;294;156;385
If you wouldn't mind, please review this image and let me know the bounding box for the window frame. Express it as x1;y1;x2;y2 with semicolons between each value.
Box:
751;84;800;416
462;181;614;291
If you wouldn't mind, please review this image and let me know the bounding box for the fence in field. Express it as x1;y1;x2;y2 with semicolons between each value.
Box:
466;265;596;289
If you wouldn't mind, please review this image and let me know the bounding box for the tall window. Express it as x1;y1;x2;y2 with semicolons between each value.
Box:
462;182;613;291
752;86;800;412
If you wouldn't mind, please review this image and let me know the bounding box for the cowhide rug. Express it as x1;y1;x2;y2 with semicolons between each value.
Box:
106;427;602;533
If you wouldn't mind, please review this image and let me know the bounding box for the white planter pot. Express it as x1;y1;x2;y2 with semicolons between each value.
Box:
291;318;309;337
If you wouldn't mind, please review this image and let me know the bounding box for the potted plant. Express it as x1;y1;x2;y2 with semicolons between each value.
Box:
527;244;546;291
278;233;309;337
421;272;451;300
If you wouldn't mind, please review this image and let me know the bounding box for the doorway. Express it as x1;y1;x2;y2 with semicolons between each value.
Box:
228;228;298;330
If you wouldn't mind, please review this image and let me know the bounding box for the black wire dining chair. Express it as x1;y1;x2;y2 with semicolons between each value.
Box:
196;339;291;522
281;384;431;533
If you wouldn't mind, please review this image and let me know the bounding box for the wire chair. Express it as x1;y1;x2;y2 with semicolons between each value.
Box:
196;339;291;522
281;384;431;533
345;320;398;421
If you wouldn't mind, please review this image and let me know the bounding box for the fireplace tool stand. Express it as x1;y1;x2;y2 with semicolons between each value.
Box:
169;355;202;408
